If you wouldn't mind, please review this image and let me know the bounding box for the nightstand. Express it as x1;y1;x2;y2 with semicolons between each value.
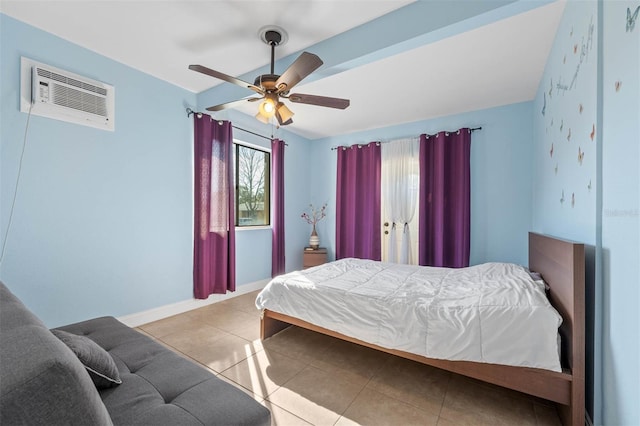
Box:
303;248;327;269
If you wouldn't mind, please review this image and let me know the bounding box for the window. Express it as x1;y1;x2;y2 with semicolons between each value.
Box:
233;142;270;227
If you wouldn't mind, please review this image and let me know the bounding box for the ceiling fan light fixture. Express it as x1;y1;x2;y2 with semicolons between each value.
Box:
276;102;294;123
259;98;277;118
255;111;270;124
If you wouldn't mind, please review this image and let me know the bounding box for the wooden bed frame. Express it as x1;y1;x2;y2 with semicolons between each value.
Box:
260;232;585;426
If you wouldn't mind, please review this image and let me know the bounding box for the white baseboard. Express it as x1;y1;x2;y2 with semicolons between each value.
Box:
117;279;270;327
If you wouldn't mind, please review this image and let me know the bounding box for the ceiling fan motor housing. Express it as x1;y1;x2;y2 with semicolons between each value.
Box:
254;74;279;91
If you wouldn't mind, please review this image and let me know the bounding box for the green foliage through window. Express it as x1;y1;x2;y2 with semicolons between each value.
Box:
234;143;270;227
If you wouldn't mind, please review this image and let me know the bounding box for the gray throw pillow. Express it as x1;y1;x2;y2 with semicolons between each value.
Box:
51;329;122;389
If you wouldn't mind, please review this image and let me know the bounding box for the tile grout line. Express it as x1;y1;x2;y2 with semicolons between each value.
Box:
260;342;324;426
262;399;314;426
331;373;375;426
434;372;454;425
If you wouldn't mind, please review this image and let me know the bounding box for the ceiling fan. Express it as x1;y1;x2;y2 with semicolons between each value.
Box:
189;27;350;126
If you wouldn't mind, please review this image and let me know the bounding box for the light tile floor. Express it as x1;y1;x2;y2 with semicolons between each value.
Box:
138;290;563;426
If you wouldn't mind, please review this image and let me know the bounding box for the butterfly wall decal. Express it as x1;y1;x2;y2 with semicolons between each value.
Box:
571;193;575;208
590;124;596;141
578;147;584;165
567;128;572;142
615;81;622;92
550;143;554;158
627;6;639;32
561;190;565;205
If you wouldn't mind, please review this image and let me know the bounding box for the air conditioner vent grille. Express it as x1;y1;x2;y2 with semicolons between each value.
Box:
51;84;108;117
37;67;108;96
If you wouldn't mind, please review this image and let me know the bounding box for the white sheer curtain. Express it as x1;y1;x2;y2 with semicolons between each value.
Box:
381;138;419;264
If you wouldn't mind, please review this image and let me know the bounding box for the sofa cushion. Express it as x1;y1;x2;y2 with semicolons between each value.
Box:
51;328;122;389
0;282;113;426
59;316;271;426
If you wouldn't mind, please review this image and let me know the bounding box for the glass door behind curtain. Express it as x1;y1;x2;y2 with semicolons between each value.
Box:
381;138;420;265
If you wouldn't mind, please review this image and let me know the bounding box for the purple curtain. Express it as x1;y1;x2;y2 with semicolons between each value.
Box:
418;129;471;268
271;138;286;277
336;142;382;260
193;115;236;298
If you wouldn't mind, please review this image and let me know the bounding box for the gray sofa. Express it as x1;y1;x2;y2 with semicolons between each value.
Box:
0;282;271;425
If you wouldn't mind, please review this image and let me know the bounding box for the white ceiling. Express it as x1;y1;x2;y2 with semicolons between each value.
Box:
0;0;565;140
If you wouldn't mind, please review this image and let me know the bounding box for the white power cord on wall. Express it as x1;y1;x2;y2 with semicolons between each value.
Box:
0;103;33;266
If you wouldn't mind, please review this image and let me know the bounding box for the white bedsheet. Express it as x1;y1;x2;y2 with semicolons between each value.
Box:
255;258;563;372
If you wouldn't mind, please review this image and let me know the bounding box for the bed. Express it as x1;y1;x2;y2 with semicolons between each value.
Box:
257;233;584;426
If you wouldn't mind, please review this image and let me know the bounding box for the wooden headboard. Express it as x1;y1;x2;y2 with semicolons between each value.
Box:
529;232;585;425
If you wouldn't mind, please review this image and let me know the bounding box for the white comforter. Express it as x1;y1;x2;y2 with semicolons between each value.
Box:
256;258;563;372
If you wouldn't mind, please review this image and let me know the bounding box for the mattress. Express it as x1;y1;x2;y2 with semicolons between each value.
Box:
255;258;563;372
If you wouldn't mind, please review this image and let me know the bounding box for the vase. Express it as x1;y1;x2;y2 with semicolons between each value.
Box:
309;224;320;249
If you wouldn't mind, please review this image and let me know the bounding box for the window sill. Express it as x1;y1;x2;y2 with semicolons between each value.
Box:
235;226;272;232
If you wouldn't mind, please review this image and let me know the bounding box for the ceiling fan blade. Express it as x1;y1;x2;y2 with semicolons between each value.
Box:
189;64;263;94
206;97;262;112
288;93;350;109
275;52;323;92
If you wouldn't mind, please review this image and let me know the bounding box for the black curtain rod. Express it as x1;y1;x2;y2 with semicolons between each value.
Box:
186;108;275;142
423;127;482;138
330;127;482;150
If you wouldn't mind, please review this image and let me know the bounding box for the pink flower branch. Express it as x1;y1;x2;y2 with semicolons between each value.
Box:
301;203;327;225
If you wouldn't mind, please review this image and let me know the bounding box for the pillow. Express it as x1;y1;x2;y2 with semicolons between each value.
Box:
51;329;122;389
526;268;550;291
528;270;543;281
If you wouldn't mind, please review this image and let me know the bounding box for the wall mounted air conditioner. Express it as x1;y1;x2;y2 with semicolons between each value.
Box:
20;57;115;131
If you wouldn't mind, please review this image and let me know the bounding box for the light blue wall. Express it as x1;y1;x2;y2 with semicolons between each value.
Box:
532;1;640;424
532;0;598;245
0;15;196;327
305;101;534;267
601;1;639;424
